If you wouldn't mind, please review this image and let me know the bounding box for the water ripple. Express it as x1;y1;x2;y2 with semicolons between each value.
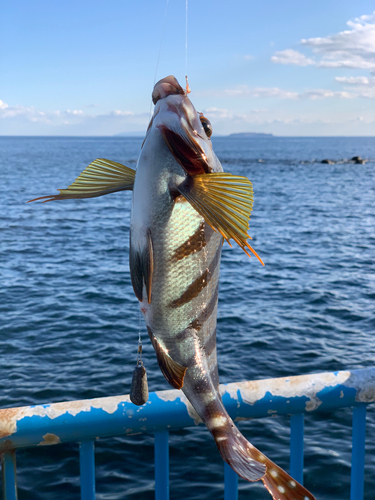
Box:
0;136;374;499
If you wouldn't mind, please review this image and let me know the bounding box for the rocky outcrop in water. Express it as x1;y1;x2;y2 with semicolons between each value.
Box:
351;156;366;164
321;156;367;165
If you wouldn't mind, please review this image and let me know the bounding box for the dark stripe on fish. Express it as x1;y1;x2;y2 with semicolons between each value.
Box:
203;400;228;424
190;281;219;331
183;327;217;369
175;288;218;342
169;247;221;309
204;328;217;357
174;280;219;343
184;352;198;368
169;269;209;308
210;365;220;391
172;222;207;261
191;377;215;394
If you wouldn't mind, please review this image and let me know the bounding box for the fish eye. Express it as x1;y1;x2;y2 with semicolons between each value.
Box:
199;115;212;138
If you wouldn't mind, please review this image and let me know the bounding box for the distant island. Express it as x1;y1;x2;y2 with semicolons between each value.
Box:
228;132;274;138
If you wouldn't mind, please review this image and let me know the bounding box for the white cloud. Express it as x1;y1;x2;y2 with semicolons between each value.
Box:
206;85;362;100
203;107;267;122
271;12;375;71
0;101;145;124
199;108;375;136
335;76;370;85
0;103;49;121
335;75;375;99
203;107;234;119
301;11;375;70
250;87;300;99
300;89;353;100
221;86;300;100
244;55;254;61
0;100;150;134
66;109;83;116
271;49;314;66
112;110;135;116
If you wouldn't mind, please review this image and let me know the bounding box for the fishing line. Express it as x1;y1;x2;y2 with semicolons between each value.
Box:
153;0;170;86
185;0;188;79
138;308;142;363
130;308;149;406
185;0;191;94
149;0;170;120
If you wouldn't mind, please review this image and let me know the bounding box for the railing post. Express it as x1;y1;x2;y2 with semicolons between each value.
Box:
350;404;367;500
154;431;169;500
79;440;96;500
224;462;238;500
290;413;304;484
1;450;18;500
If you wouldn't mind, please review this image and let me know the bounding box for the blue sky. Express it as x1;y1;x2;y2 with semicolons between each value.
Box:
1;0;374;136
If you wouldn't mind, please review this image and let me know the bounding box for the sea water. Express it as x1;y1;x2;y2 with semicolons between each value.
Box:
0;136;374;499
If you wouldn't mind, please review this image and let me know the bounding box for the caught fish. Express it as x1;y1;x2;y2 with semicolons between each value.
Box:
29;75;315;500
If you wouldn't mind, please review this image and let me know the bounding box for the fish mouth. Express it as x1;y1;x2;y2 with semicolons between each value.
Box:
152;75;185;105
152;76;213;175
157;121;210;175
157;99;212;175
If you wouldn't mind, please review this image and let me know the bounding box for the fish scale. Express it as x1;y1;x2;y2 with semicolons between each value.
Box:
143;184;222;375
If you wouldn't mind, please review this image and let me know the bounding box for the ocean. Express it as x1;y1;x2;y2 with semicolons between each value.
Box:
0;135;374;499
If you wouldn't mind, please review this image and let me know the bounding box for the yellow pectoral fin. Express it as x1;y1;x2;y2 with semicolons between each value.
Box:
28;158;135;203
177;173;264;265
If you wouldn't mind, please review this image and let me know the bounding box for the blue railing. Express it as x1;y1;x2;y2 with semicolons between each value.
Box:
0;367;374;500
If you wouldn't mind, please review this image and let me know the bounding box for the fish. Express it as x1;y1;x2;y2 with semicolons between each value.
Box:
29;75;316;500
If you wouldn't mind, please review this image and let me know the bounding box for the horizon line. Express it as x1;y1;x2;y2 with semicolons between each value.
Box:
0;134;374;138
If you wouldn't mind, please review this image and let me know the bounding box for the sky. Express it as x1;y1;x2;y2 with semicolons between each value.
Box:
1;0;374;136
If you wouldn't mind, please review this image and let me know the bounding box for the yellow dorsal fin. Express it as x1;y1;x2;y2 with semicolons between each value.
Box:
178;173;264;265
28;158;135;203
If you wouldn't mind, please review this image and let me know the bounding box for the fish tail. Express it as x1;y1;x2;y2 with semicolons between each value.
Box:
213;425;266;481
212;420;316;499
260;453;316;500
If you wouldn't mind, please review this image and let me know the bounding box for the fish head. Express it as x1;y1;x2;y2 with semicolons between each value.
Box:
150;75;219;175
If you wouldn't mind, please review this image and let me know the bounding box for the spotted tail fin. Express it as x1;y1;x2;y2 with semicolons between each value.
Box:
213;425;316;500
213;427;266;481
260;453;316;500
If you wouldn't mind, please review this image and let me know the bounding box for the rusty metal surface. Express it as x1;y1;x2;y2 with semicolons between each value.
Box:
0;368;373;451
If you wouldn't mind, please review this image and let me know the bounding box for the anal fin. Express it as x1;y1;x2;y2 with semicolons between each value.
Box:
147;328;187;389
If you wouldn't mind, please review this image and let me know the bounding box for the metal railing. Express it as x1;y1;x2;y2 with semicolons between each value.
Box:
0;367;374;500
